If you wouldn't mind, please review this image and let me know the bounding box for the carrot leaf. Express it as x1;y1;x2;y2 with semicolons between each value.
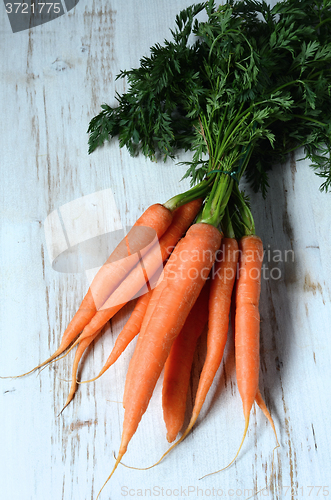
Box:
88;0;331;194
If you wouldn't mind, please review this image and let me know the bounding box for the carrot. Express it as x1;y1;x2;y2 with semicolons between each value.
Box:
235;235;264;449
186;238;238;424
162;280;210;443
229;253;277;437
97;223;222;495
192;239;238;420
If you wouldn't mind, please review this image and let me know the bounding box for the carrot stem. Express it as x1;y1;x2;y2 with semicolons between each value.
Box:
164;179;212;211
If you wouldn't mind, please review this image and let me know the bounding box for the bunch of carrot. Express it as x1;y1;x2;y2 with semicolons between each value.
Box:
91;186;279;496
2;167;280;498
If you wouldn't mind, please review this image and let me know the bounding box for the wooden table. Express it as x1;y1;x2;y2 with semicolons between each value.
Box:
1;1;331;499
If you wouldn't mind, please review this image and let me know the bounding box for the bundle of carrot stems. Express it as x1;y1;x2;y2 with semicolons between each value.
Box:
5;0;331;496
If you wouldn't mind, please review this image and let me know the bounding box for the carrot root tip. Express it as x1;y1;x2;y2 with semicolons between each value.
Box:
96;452;125;500
199;415;250;480
166;432;177;443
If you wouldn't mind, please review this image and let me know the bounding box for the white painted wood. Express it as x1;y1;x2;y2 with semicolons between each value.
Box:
1;1;331;500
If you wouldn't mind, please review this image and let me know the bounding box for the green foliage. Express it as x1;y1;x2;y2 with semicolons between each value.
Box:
88;0;331;194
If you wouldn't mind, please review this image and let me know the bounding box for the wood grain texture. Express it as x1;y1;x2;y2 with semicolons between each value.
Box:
1;1;331;499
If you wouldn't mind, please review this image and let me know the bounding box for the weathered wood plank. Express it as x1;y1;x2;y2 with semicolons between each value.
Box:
1;1;331;499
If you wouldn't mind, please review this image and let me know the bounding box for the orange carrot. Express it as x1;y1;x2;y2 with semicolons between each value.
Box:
230;272;274;434
235;235;264;445
162;280;210;443
99;223;222;493
230;235;279;461
187;238;239;425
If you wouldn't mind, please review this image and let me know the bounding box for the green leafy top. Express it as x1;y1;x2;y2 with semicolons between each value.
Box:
88;0;331;195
